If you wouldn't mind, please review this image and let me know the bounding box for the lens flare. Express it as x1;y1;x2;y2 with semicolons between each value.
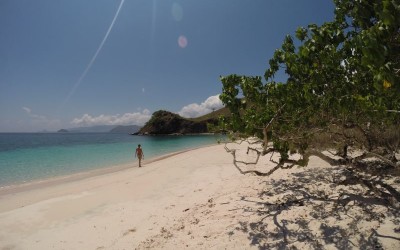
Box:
178;35;188;48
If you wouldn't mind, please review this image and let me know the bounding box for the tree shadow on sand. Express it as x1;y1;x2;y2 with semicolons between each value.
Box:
231;167;400;249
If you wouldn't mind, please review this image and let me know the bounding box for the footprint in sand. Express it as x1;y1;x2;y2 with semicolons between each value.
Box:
208;198;215;207
123;228;137;236
165;204;176;210
191;218;200;225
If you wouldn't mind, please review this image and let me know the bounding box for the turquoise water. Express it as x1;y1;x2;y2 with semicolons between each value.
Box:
0;133;224;187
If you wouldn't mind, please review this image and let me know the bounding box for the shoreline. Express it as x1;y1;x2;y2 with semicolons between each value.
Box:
1;142;398;249
0;143;241;249
0;144;216;197
0;133;224;191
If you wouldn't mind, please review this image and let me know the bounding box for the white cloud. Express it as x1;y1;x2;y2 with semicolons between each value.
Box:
22;106;48;121
178;94;224;118
71;109;151;127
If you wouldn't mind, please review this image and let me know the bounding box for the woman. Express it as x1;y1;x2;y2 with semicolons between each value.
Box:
135;144;144;167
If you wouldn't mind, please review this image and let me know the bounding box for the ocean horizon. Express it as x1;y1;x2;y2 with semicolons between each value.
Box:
0;133;224;188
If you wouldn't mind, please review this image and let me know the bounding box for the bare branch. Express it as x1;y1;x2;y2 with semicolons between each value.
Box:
353;152;397;168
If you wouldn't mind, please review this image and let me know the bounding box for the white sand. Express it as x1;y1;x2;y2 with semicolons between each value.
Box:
0;143;399;249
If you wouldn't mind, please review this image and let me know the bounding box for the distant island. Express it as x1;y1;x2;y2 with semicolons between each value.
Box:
109;125;141;134
57;125;141;134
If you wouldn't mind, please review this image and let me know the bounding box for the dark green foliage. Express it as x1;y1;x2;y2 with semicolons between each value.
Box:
139;110;226;135
220;0;400;166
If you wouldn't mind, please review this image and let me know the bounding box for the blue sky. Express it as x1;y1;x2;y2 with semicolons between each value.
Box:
0;0;335;132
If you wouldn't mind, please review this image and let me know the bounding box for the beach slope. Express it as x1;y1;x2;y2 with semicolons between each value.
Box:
0;143;399;249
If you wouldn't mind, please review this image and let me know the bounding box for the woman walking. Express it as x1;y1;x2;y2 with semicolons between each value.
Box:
135;144;144;167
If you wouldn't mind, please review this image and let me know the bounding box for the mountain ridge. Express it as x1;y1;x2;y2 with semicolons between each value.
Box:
57;125;141;133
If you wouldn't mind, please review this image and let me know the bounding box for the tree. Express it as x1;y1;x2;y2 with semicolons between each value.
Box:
220;0;399;181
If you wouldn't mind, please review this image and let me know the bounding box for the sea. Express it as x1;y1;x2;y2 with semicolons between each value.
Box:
0;133;224;188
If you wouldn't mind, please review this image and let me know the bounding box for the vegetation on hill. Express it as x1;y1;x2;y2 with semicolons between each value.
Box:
220;0;399;204
188;107;231;122
138;110;223;135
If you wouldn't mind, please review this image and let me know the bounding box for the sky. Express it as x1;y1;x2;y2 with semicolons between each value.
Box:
0;0;335;132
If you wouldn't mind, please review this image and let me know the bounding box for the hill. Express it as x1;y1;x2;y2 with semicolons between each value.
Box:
138;110;225;135
109;125;141;134
188;106;231;122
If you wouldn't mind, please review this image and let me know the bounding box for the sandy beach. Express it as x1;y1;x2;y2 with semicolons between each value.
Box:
0;142;399;249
